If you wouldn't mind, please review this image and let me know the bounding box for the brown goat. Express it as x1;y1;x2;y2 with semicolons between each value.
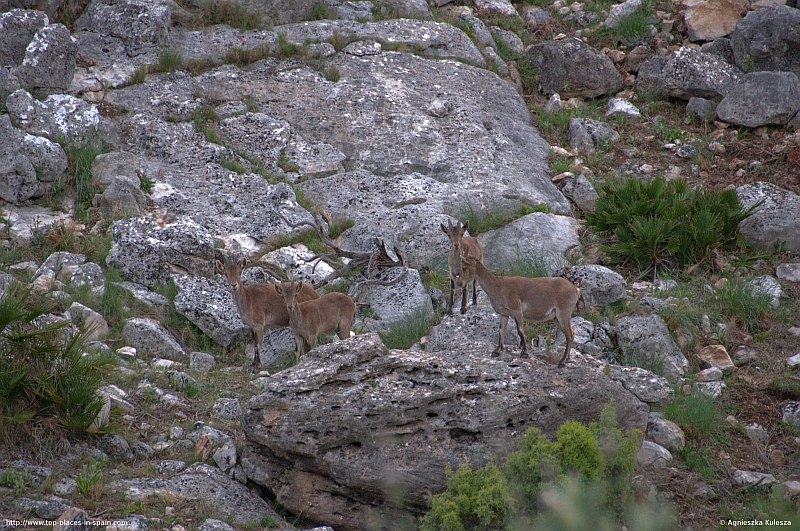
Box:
275;281;357;358
441;220;484;315
462;255;580;367
216;256;319;372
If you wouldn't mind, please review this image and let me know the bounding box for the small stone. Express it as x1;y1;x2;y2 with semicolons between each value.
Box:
779;480;800;499
708;141;725;153
190;351;216;371
54;477;77;495
789;327;800;337
692;381;725;398
725;415;739;427
782;402;800;432
732;345;757;366
769;449;785;465
637;440;673;469
776;263;800;282
696;344;735;374
170;426;184;439
732;469;776;487
787;353;800;367
157;460;187;475
213;439;237;472
153;358;176;369
212;398;242;420
743;423;769;444
198;519;236;531
100;433;133;461
117;346;137;357
696;367;723;382
646;418;685;452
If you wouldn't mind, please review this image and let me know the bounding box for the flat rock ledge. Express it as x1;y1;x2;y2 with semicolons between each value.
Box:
242;334;649;531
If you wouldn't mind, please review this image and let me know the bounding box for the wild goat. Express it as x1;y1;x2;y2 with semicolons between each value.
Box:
441;220;484;315
461;255;580;367
216;255;319;372
275;281;357;358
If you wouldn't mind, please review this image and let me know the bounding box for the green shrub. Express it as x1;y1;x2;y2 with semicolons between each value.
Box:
504;427;560;505
59;136;106;214
585;177;755;274
555;421;606;480
420;463;516;531
196;0;261;29
658;387;725;439
451;200;546;236
0;286;116;439
378;309;434;350
155;48;183;72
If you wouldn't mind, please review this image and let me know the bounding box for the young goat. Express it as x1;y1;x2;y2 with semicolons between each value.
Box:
441;220;484;315
216;255;319;372
461;256;580;367
275;281;356;358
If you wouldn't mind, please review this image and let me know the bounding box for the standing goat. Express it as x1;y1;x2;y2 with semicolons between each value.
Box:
216;255;319;372
275;281;356;358
441;220;484;315
462;256;580;367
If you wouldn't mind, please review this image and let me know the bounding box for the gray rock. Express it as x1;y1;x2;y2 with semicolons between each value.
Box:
170;25;278;63
101;433;134;461
737;182;800;252
490;26;524;54
54;508;91;531
478;213;581;273
68;302;109;341
696;344;736;374
6;90;99;139
776;263;800;281
132;441;155;458
636;47;743;100
34;252;86;283
243;334;648;531
13;23;77;97
111;463;287;526
636;440;673;469
462;16;495;49
190;351;216;371
0;66;22;102
114;281;170;310
692;381;725;398
483;46;509;77
782;401;800;432
7;460;51;484
167;370;197;390
568;118;620;155
716;71;800;128
427;304;520;352
474;0;518;16
745;275;783;307
262;245;336;285
607;365;674;406
732;344;757;366
91;150;146;187
606;97;640;118
188;425;231;445
0;150;37;203
361;268;433;331
730;5;800;76
697;367;723;381
686;97;717;122
256;326;298;369
98;384;135;413
732;469;776;487
527;37;624;98
700;37;735;65
744;422;769;444
560;174;599;212
198;519;236;531
123;317;186;360
787;352;800;366
95;175;149;216
71;262;105;295
525;7;553;24
604;0;644;27
106;217;215;287
613;314;688;383
75;0;171;46
157;460;187;475
647;418;685;452
172;274;249;348
14;498;65;519
54;477;77;495
213;439;237;472
212;398;242;421
276;19;485;67
0;9;50;67
559;264;626;311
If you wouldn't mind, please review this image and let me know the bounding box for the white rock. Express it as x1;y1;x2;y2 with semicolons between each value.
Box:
732;469;776;487
636;440;673;469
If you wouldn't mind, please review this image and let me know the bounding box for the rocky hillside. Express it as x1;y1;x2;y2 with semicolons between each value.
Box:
1;0;800;529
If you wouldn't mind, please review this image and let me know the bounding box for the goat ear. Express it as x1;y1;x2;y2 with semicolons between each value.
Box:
275;284;283;295
214;260;223;274
440;223;448;234
242;257;249;269
462;220;469;232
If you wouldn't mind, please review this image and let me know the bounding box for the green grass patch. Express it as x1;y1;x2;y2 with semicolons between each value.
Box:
195;0;262;30
58;136;106;215
378;309;433;350
594;1;655;47
658;388;726;440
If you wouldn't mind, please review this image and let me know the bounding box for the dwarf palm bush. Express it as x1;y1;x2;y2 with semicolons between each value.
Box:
585;177;755;274
0;286;115;441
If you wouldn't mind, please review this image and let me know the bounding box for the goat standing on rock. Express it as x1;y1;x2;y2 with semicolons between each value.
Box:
441;220;484;315
275;281;356;359
461;255;580;367
216;255;319;372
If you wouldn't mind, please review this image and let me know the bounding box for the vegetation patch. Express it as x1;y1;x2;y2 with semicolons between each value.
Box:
378;309;434;350
450;200;546;236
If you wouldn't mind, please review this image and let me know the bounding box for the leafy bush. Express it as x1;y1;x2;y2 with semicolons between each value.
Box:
0;286;116;440
420;463;516;531
585;177;755;274
423;403;644;530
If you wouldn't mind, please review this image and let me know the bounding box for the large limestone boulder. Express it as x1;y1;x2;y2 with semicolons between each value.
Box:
242;334;649;531
106;217;215;287
6;89;99;139
75;0;171;46
636;47;743;99
558;264;627;311
275;19;486;67
0;9;49;67
716;71;800;127
526;38;624;98
13;23;77;96
736;182;800;252
477;212;582;272
683;0;749;42
613;314;689;383
171;274;250;348
730;5;800;75
111;463;288;526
